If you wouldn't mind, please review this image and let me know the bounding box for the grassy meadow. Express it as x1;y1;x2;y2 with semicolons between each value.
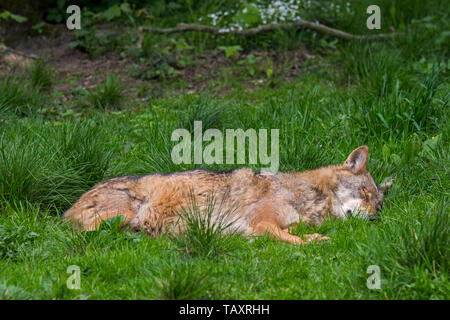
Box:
0;0;448;299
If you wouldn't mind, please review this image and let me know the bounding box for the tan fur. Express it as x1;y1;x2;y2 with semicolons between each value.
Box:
62;146;391;244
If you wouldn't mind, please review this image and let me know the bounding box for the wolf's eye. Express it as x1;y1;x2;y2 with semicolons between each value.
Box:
360;187;369;200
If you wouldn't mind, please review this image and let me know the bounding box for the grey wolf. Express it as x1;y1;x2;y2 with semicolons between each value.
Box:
63;146;392;244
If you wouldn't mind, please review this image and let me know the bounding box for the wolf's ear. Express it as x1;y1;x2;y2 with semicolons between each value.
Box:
344;146;369;174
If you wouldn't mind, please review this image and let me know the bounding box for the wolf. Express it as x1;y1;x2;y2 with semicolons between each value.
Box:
62;145;392;244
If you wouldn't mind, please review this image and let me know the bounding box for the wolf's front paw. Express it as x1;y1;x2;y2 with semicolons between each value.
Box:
304;233;330;242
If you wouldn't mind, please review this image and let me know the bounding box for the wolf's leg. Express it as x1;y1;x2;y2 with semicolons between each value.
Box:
253;221;306;245
249;203;305;245
282;228;330;243
303;233;330;242
250;203;330;245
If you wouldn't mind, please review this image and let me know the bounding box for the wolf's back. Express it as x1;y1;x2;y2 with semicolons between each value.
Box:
62;168;273;235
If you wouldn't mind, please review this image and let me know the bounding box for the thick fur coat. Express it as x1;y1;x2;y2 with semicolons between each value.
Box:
63;146;392;244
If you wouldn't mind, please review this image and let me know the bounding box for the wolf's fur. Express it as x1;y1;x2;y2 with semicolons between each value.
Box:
63;146;392;244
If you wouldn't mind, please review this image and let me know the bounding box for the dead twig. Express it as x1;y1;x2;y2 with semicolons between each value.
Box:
136;19;402;47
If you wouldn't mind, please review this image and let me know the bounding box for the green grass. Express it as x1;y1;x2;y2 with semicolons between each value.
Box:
171;191;239;258
87;76;125;110
27;59;53;92
0;119;115;212
0;75;45;117
0;0;449;300
0;72;447;299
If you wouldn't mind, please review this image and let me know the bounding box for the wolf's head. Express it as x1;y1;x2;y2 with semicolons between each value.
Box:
331;146;392;220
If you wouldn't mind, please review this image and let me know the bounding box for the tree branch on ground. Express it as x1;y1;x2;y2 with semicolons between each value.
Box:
136;19;402;48
0;42;37;59
0;42;37;68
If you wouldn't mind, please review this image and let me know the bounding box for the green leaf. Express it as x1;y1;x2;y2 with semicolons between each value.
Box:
103;6;121;21
0;11;11;20
235;3;261;28
32;22;45;33
68;40;81;48
10;13;28;23
47;10;64;23
120;3;132;14
218;45;242;59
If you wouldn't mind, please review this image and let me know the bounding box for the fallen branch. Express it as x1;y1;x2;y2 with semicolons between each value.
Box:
137;19;401;47
0;42;38;59
0;42;37;68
